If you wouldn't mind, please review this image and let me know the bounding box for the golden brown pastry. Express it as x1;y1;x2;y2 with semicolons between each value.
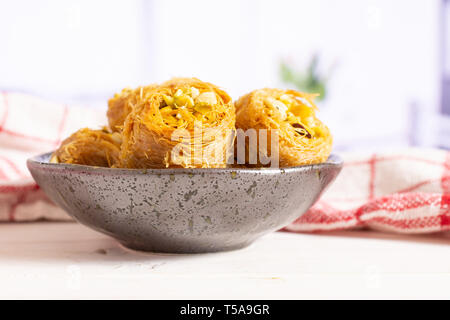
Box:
107;85;156;132
51;127;122;167
235;88;332;167
120;77;235;168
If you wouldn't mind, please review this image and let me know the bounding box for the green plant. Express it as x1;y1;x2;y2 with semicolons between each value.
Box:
280;54;331;101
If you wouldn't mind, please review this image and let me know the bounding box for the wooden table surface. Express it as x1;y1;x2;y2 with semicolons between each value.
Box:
1;222;450;299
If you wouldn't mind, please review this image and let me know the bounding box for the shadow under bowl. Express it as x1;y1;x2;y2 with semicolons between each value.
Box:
27;153;342;253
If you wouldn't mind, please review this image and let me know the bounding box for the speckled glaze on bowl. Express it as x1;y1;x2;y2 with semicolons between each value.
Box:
27;153;342;253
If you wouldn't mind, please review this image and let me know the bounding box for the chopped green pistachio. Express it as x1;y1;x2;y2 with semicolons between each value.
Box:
292;123;312;138
190;87;200;99
163;94;174;106
174;89;183;97
194;104;212;114
266;97;288;119
195;92;217;106
174;93;194;108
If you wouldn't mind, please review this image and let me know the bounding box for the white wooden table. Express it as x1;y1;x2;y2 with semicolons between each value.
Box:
1;222;450;299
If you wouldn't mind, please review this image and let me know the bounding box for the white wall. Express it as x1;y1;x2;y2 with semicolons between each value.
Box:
0;0;144;103
0;0;442;148
147;0;441;148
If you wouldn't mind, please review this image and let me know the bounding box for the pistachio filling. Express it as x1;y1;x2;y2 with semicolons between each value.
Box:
160;87;218;127
265;94;323;139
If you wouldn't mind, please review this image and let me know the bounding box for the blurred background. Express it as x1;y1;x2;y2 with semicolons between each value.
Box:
0;0;449;151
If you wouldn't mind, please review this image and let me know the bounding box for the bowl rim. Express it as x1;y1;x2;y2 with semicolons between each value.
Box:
27;152;343;175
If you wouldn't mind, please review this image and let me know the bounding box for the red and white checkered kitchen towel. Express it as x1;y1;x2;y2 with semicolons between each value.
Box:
284;149;450;233
1;91;449;234
0;92;105;221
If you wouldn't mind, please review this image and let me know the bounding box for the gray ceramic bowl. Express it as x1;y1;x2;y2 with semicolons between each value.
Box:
27;153;342;253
